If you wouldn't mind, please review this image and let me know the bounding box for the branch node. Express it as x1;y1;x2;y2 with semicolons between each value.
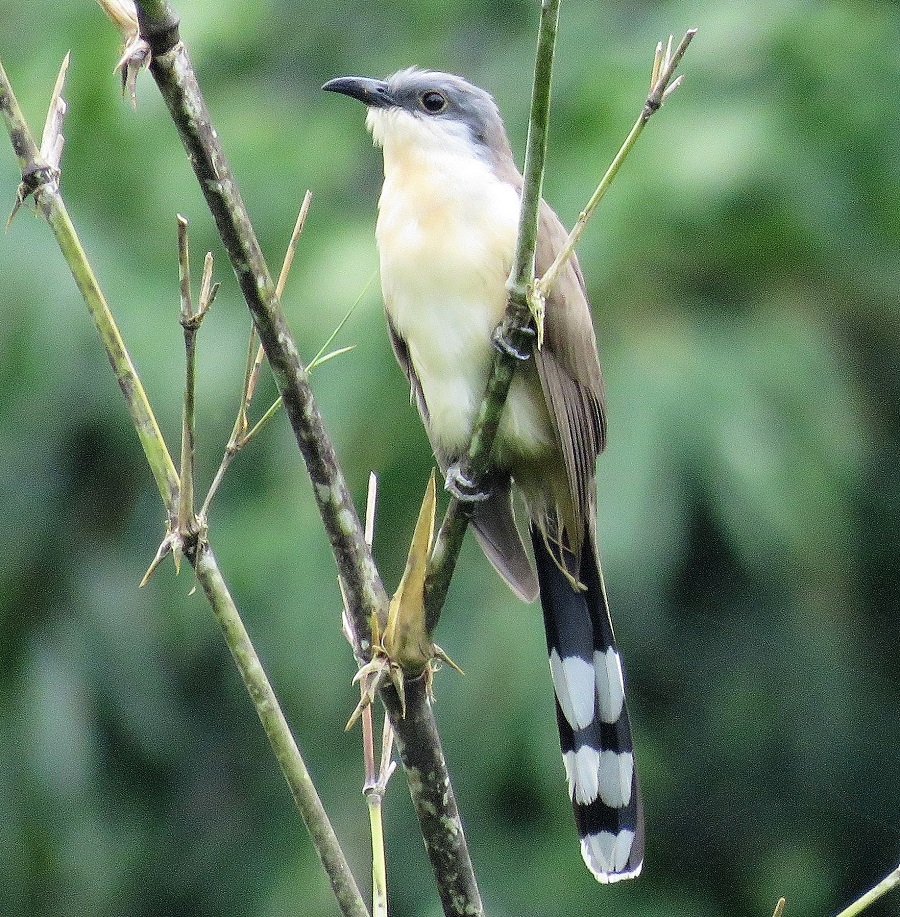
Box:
134;1;181;57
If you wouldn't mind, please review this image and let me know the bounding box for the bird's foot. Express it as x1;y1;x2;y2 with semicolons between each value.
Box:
445;464;491;503
492;322;535;361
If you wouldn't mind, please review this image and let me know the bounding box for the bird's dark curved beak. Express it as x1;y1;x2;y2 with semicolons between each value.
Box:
322;76;394;108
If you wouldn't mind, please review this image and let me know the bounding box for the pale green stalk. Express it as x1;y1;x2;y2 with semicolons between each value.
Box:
834;866;900;917
0;53;369;917
0;56;179;518
536;28;697;299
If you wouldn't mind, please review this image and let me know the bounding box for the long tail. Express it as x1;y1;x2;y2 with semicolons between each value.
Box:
530;524;644;882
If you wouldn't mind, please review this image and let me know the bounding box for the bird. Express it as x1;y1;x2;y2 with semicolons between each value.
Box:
323;67;643;883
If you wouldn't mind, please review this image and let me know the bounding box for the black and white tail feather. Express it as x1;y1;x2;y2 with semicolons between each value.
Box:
531;525;644;882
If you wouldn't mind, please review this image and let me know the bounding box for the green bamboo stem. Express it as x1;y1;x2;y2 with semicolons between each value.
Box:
0;54;369;917
423;0;561;632
367;794;388;917
177;215;198;533
424;20;697;635
193;543;370;917
0;56;180;519
536;28;696;299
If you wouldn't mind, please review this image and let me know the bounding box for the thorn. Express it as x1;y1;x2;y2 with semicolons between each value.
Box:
114;38;151;109
388;666;406;718
40;53;70;170
6;195;23;230
364;471;378;549
432;644;464;676
345;702;366;732
140;533;176;587
662;75;685;103
347;654;391;729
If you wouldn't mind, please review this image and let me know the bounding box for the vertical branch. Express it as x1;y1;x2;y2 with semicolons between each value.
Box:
359;473;390;917
424;0;561;632
507;0;560;306
177;214;196;533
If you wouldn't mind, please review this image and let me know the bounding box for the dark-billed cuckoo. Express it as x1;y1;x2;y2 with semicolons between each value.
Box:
324;68;643;882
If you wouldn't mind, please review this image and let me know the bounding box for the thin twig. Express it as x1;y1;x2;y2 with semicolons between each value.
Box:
358;473;391;917
178;220;218;544
177;214;196;538
536;28;696;300
834;865;900;917
245;190;313;409
201;191;311;518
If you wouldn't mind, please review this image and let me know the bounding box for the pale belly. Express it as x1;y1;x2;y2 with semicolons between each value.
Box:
389;287;557;466
376;143;557;469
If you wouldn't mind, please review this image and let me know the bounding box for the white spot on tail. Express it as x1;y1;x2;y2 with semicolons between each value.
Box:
594;648;625;723
549;650;595;730
563;748;633;808
563;746;600;804
598;750;633;808
581;829;640;883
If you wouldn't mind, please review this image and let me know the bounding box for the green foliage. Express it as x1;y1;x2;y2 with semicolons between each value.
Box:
1;1;898;916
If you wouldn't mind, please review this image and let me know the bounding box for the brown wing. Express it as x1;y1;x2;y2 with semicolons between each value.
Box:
533;199;606;560
386;315;539;602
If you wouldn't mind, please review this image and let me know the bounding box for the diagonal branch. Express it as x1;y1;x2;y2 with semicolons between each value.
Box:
134;1;388;644
0;54;180;519
0;56;368;917
129;3;484;914
536;28;696;299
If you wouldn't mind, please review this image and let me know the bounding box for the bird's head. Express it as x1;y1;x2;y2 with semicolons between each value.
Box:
323;68;514;170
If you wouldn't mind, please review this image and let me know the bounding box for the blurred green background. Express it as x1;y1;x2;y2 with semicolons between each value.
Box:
1;1;898;915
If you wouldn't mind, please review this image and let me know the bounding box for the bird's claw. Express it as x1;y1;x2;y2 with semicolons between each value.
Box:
492;322;535;361
445;464;491;503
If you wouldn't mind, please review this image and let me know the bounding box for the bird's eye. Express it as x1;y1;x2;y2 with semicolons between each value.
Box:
420;91;448;114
